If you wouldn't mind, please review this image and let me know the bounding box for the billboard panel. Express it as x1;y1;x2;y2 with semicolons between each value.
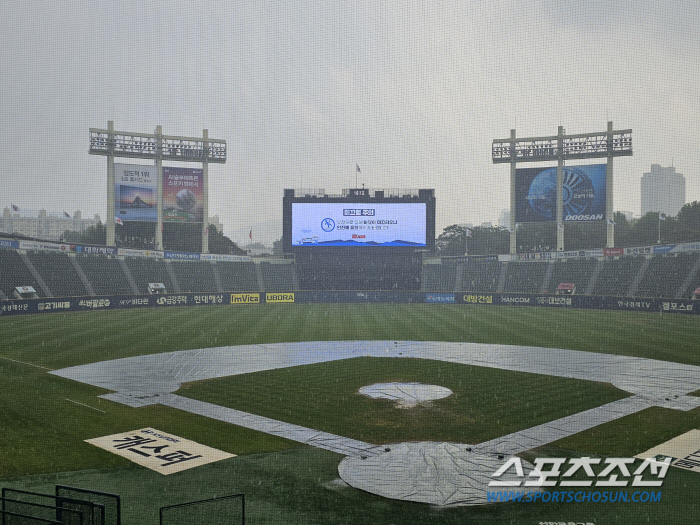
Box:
163;167;204;223
515;165;606;222
115;163;157;222
291;202;426;247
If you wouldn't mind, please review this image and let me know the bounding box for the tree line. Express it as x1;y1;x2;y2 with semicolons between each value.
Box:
62;222;246;255
438;201;700;256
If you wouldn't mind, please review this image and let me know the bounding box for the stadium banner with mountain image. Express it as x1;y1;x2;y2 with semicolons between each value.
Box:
163;167;204;223
515;164;606;223
635;430;700;473
115;163;157;222
85;427;235;475
265;293;295;303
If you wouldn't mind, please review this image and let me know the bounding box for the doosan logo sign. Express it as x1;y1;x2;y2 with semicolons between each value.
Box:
565;214;604;221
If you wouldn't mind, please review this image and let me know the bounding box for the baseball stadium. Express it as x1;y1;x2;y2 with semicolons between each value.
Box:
1;123;700;524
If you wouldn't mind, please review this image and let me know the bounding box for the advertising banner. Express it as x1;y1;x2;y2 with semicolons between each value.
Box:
231;293;260;304
200;253;251;262
604;248;624;256
291;202;426;247
117;248;164;259
19;240;71;252
164;251;201;260
425;293;455;303
0;239;19;249
671;242;700;253
654;245;676;254
265;293;295;303
163;167;204;223
115;163;157;222
515;165;606;222
70;244;118;255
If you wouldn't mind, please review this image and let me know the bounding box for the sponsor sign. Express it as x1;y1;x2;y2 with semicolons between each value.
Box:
70;244;118;255
462;294;493;304
654;245;676;254
115;163;157;222
19;240;71;252
200;253;252;262
536;296;573;306
163;167;204;223
155;295;188;306
291;202;427;247
519;251;555;260
616;300;652;311
231;293;260;304
0;302;31;314
164;251;201;260
604;248;624;256
117;248;164;258
636;430;700;473
671;242;700;253
625;246;652;255
85;427;235;475
266;293;295;303
557;250;587;259
193;294;225;305
515;164;606;222
500;295;531;304
425;293;455;303
0;239;19;249
661;301;694;313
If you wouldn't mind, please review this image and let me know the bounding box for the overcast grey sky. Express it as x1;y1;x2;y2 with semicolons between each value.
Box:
1;0;698;245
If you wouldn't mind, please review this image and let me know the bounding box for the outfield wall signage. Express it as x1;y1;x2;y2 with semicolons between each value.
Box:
1;291;698;317
266;293;295;303
426;293;455;303
86;427;235;475
231;293;260;304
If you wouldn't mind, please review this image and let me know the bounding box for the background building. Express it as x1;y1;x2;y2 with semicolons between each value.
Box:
0;208;101;241
641;164;685;217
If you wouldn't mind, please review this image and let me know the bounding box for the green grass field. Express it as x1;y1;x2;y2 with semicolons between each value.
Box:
1;304;699;524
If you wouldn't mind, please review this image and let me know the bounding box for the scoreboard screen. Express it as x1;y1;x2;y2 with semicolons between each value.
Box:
291;202;427;248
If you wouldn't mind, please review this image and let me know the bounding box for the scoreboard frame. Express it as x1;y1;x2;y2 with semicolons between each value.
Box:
282;189;436;253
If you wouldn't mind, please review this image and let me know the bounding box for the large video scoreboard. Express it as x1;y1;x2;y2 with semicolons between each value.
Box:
283;189;436;252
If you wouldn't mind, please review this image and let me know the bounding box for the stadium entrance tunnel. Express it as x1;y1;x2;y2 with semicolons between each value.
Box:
51;341;700;507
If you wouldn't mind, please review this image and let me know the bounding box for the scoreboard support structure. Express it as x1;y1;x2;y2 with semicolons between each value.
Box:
493;121;632;254
89;121;226;252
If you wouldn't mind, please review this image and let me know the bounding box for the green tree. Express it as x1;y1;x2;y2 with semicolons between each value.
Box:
80;221;106;245
436;225;467;256
208;224;246;255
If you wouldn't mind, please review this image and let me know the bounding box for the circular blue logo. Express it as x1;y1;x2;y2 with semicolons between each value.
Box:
321;218;335;232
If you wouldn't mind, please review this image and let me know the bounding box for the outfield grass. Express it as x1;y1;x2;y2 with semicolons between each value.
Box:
1;304;699;524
